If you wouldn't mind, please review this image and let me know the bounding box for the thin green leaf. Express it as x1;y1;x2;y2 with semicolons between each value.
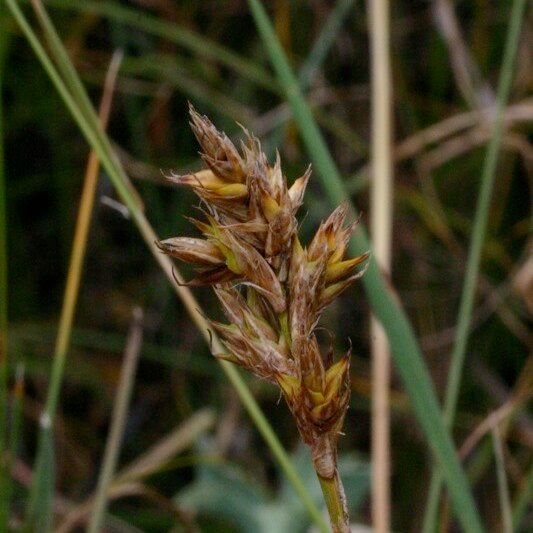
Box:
265;0;357;155
25;416;54;532
423;0;529;529
9;322;218;379
246;1;484;531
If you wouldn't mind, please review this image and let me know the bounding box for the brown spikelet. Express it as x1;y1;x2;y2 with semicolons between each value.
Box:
188;104;246;183
159;106;369;486
157;237;224;266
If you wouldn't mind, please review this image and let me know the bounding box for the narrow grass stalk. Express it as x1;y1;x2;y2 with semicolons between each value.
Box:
422;0;528;529
491;426;512;533
5;2;326;529
88;308;144;533
26;414;54;531
0;16;11;531
42;41;122;424
367;0;393;529
246;1;483;530
30;0;142;211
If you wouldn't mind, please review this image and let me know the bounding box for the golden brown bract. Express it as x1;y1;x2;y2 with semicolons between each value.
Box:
159;105;369;481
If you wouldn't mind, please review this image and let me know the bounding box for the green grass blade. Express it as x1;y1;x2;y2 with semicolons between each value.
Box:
4;2;327;529
9;322;218;378
422;0;528;529
0;14;11;531
48;0;365;163
25;415;55;532
246;1;484;530
31;1;141;216
117;55;253;124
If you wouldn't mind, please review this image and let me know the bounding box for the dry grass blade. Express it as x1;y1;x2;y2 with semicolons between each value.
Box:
432;0;494;108
367;0;393;529
88;307;144;533
459;396;528;460
42;47;122;423
116;409;215;483
348;98;533;191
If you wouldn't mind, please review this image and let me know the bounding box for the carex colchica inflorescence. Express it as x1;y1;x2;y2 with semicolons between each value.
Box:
159;105;369;486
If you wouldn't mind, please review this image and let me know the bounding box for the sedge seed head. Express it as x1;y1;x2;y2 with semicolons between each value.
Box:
159;106;369;474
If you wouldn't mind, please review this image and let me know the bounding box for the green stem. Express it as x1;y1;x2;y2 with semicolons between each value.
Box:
318;471;350;533
223;360;328;532
422;0;528;530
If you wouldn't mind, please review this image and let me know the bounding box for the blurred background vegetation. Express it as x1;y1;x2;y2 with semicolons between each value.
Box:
0;0;531;531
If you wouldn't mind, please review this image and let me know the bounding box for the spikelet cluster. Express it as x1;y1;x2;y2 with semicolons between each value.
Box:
159;105;369;478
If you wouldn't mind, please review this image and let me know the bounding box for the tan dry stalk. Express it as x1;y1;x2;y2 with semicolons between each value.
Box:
159;106;369;532
367;0;393;530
